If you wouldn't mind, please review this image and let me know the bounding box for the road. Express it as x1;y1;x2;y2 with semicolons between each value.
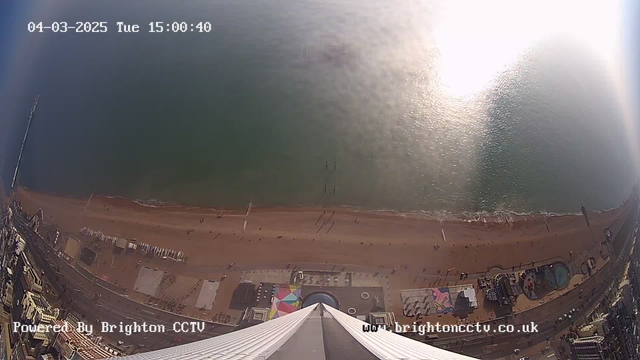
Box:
11;202;639;357
434;205;639;358
12;212;236;352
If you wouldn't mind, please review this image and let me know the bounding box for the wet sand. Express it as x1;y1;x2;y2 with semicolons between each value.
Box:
16;187;628;277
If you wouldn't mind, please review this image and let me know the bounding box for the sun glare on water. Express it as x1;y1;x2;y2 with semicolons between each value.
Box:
434;0;622;98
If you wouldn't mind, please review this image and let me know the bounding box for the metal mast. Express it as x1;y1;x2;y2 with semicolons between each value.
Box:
10;95;40;192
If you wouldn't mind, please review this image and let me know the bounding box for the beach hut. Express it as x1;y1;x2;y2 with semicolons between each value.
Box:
114;238;127;250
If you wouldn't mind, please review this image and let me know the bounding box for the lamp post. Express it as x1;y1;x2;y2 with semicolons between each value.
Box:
444;267;456;285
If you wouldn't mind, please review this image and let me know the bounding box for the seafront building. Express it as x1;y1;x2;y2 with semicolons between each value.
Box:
568;244;640;360
0;208;114;360
49;319;118;359
19;291;59;348
577;316;607;338
569;336;606;360
0;209;60;357
606;298;638;360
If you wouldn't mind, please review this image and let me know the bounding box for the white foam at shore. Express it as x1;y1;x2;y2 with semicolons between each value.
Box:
101;195;170;208
35;188;627;223
103;196;610;223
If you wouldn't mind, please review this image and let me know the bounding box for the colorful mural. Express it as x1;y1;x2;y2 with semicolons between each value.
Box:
269;284;302;319
431;288;454;314
400;286;473;316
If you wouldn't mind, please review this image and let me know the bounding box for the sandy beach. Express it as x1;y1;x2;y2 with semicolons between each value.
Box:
16;187;628;277
12;185;637;336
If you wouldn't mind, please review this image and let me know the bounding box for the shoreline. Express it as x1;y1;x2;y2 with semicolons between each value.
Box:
17;186;628;225
14;185;635;331
14;185;629;274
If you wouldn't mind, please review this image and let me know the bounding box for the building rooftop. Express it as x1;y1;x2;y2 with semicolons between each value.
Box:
571;335;605;344
30;293;48;309
51;320;113;359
